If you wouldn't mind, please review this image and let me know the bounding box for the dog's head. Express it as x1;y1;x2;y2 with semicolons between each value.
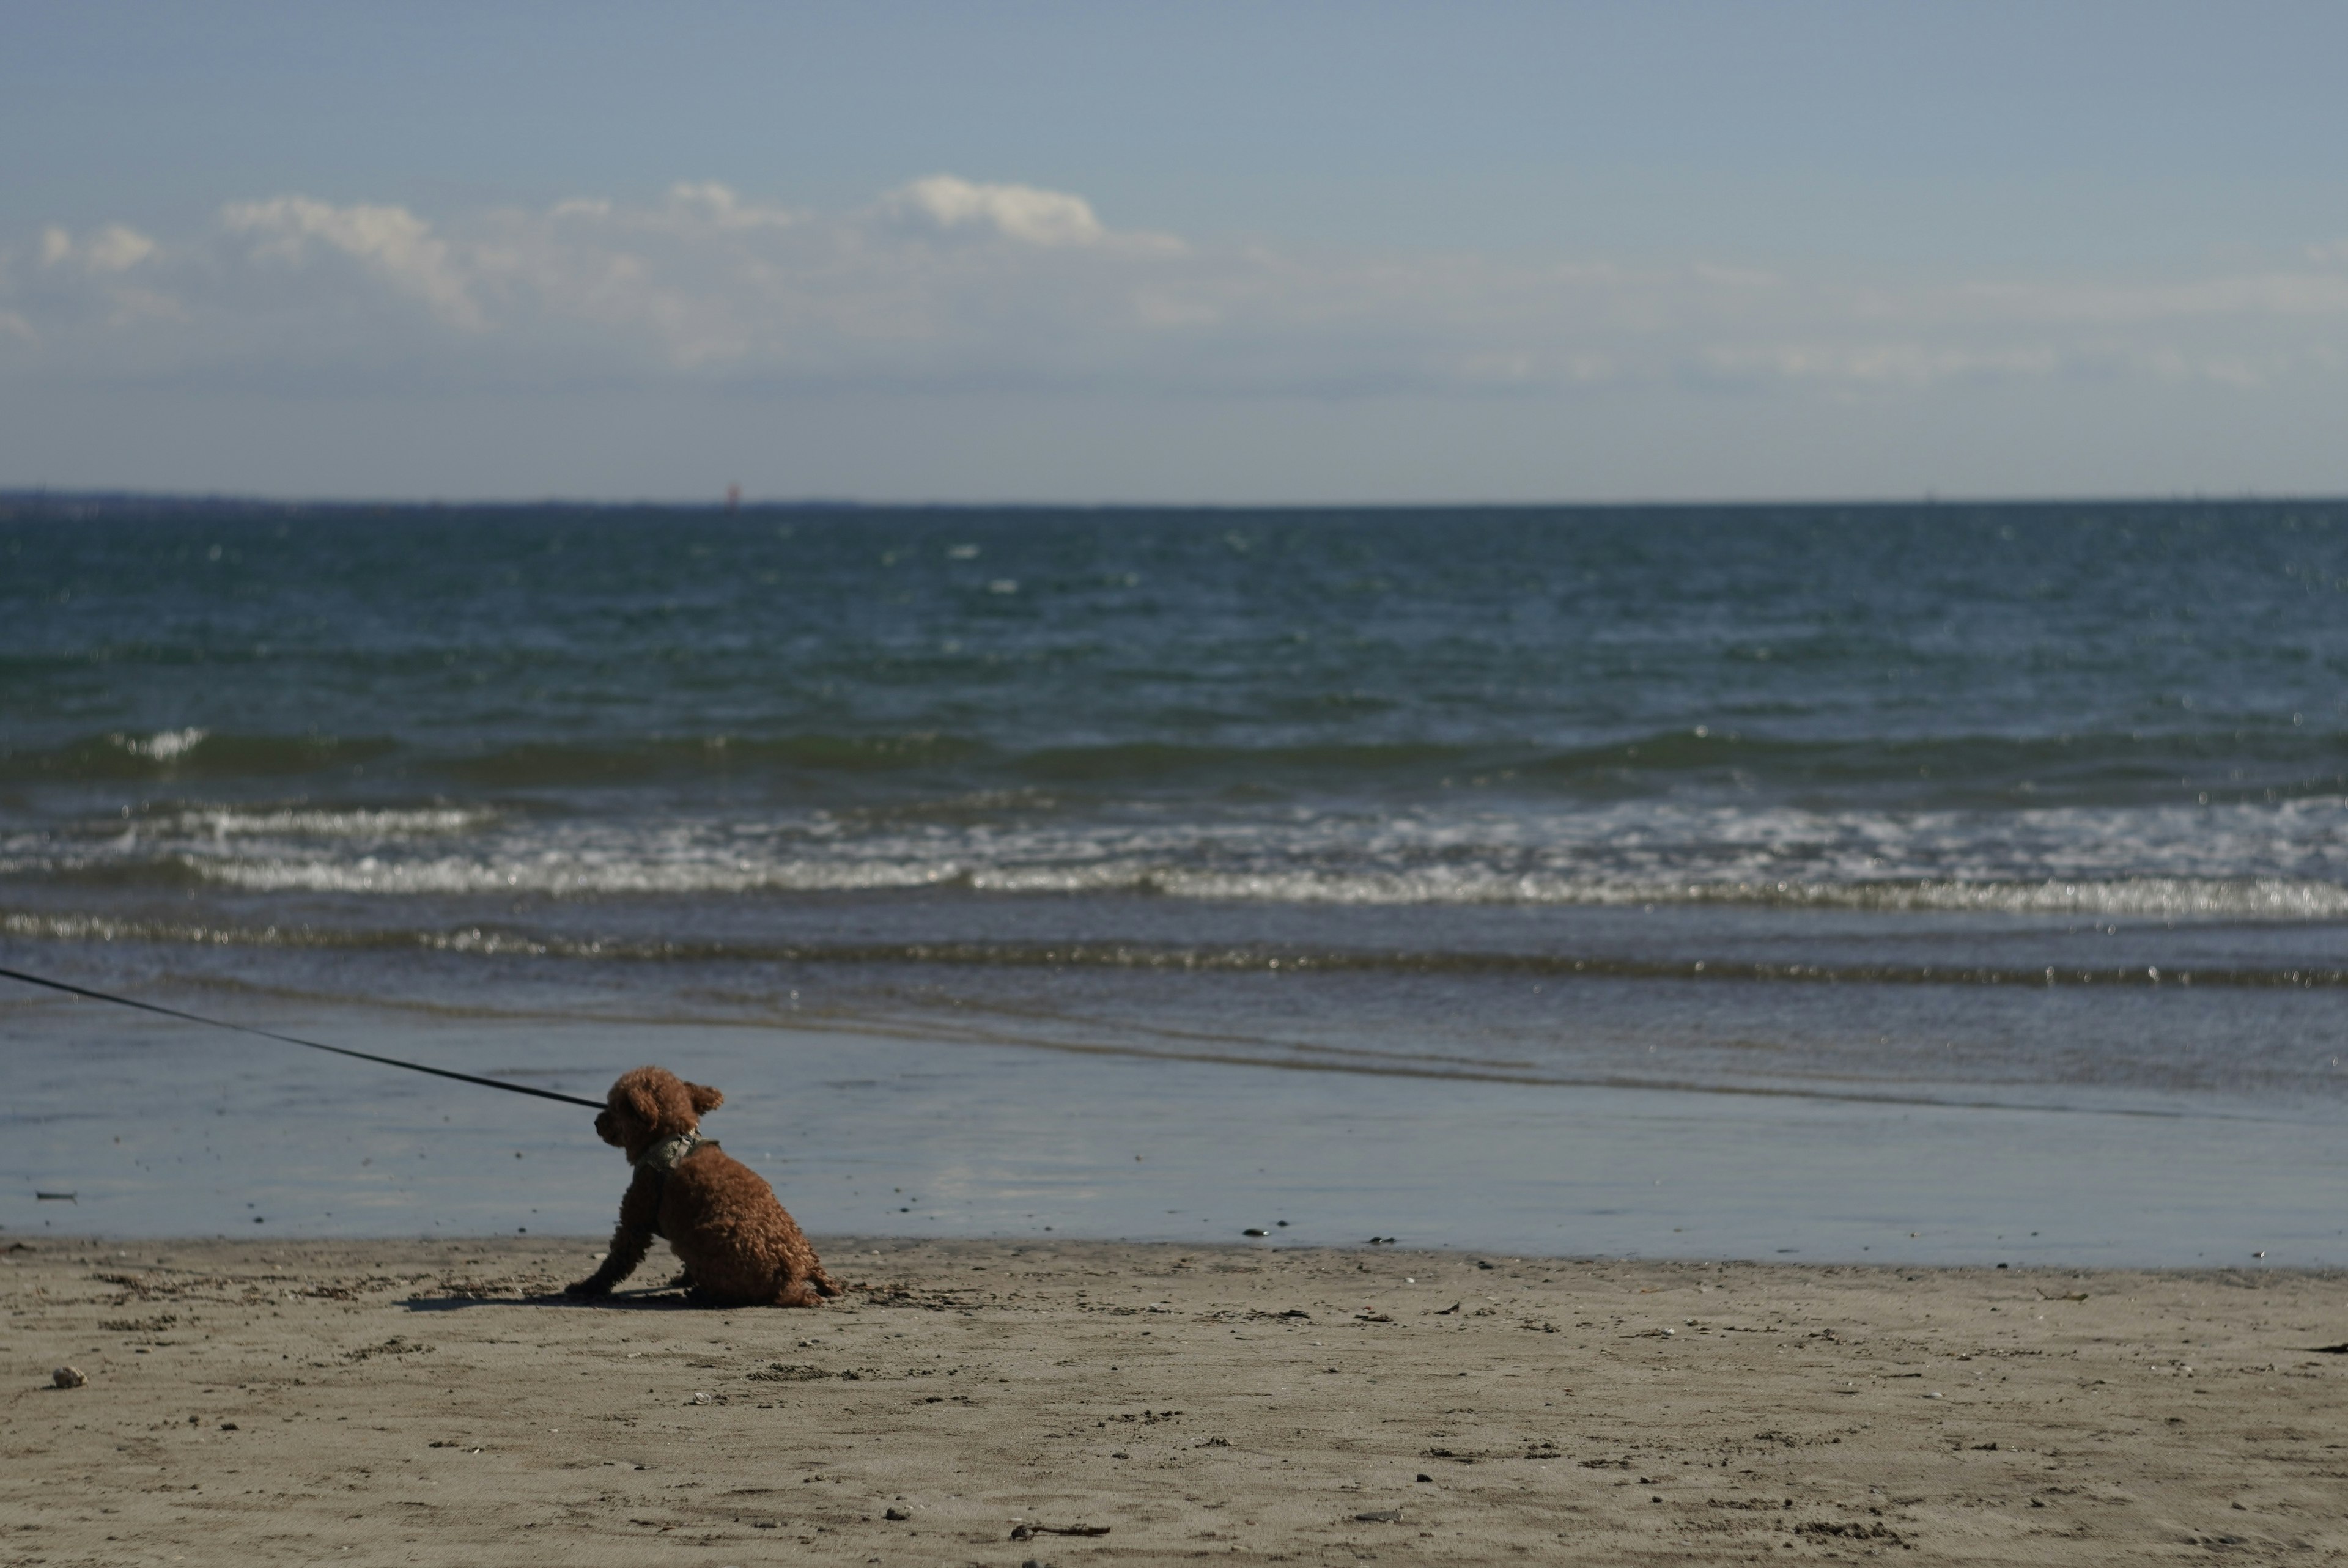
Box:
595;1066;725;1161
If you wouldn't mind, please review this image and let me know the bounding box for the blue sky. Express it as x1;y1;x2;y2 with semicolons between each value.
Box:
6;1;2347;502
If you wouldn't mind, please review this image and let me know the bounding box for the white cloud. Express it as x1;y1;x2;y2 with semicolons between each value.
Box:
221;197;481;328
1951;273;2348;324
6;176;2348;401
86;224;159;273
544;183;797;238
39;223;158;273
664;181;795;232
1700;341;2063;389
880;174;1109;247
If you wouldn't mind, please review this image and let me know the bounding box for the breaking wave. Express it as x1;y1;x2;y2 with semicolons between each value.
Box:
7;793;2345;916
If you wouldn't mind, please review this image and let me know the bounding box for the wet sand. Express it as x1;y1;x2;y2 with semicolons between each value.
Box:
5;1235;2342;1564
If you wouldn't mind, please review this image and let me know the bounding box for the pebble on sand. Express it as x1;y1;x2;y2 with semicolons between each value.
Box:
53;1366;87;1388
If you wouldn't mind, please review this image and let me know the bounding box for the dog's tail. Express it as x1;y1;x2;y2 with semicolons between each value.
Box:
811;1265;846;1298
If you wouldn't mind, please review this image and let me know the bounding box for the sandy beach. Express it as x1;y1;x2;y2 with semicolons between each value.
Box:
6;1235;2342;1565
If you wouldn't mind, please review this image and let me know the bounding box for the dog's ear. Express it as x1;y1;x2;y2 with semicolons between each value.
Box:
685;1081;725;1114
621;1080;662;1125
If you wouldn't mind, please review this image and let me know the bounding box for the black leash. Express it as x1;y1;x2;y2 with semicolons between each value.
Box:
0;963;605;1110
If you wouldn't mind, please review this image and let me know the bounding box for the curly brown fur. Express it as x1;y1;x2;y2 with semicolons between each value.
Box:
564;1066;840;1308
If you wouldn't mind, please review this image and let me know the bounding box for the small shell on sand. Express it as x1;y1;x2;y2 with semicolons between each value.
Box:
53;1366;87;1389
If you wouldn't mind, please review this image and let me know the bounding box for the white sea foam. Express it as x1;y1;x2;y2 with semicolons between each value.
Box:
113;727;208;761
17;795;2348;915
162;805;495;838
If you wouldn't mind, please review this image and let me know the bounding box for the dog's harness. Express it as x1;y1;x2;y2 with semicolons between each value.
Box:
631;1130;716;1237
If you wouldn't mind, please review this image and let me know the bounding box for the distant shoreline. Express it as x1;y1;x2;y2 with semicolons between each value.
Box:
7;490;2344;516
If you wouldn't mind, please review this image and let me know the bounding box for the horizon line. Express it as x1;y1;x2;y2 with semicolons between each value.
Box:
5;487;2345;515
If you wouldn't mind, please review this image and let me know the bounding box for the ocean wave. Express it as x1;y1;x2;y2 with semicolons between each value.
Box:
153;804;497;839
8;794;2347;913
0;730;394;781
120;726;208;762
17;846;2348;919
1129;870;2348;918
437;732;988;786
0;729;980;785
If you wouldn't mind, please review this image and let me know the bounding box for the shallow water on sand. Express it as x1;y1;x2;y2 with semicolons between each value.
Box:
8;982;2343;1267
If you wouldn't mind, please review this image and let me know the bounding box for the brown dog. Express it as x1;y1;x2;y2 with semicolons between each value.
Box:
564;1066;840;1307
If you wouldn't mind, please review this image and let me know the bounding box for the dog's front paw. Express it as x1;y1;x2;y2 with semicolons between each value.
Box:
563;1278;612;1300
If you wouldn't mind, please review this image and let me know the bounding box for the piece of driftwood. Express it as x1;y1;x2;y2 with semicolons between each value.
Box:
1010;1522;1112;1539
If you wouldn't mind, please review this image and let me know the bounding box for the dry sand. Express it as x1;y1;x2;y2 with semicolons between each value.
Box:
5;1234;2343;1565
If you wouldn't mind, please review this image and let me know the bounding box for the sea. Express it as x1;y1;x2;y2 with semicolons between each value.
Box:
6;498;2345;1266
